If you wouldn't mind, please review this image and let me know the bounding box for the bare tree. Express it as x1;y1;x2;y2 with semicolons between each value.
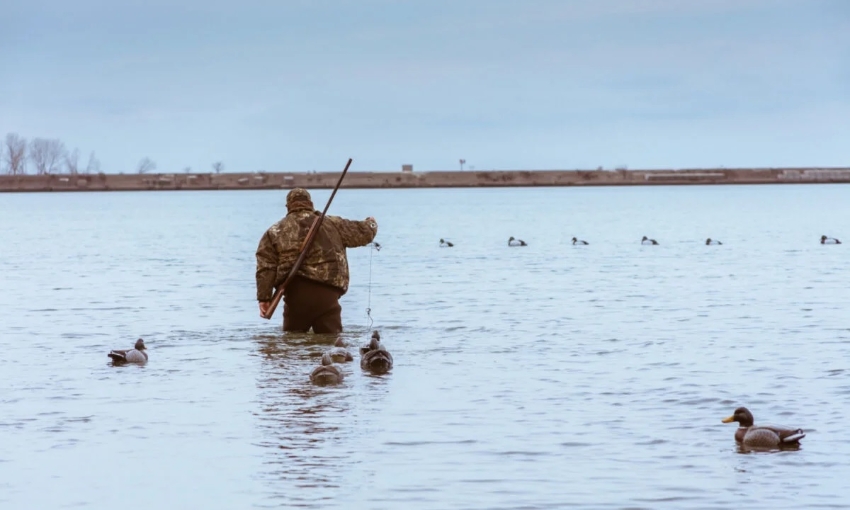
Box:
29;138;66;175
212;161;224;174
3;133;27;175
64;148;80;174
85;151;101;174
459;158;466;171
137;157;156;174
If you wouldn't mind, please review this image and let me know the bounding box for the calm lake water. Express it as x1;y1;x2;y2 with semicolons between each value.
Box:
1;184;849;509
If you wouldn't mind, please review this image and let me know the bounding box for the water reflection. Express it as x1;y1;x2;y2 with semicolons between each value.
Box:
253;332;368;505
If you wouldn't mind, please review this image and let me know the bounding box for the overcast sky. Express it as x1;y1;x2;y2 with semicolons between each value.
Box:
1;0;848;173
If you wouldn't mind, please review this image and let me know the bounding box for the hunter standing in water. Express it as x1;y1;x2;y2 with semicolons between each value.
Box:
256;188;378;333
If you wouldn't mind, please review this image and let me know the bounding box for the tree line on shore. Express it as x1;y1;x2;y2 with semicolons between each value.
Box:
2;132;224;176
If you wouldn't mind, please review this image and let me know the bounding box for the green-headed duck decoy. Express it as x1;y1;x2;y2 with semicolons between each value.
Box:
821;235;841;245
360;331;393;374
572;237;588;245
641;236;659;245
310;352;344;385
721;407;805;448
508;236;527;247
108;338;148;364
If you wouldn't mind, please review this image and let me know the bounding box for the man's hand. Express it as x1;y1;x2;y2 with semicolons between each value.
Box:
258;301;271;318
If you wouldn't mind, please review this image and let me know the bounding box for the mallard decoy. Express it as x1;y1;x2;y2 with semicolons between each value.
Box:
360;331;393;374
508;236;527;247
641;236;659;245
721;407;805;448
108;338;148;364
821;235;841;245
439;238;454;247
310;352;344;385
328;337;353;363
706;238;723;245
571;237;589;245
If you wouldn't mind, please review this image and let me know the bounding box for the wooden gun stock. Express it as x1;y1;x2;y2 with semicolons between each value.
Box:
261;158;352;320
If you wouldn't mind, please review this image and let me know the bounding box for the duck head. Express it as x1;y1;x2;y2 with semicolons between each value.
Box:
134;338;146;350
571;237;577;242
370;331;381;350
821;235;827;242
722;407;754;427
642;236;648;242
321;351;333;366
334;337;346;348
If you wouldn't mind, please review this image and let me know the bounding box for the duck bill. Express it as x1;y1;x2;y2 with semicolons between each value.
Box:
721;415;735;423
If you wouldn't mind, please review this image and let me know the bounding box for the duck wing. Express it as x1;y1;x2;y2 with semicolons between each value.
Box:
108;349;129;362
743;425;805;447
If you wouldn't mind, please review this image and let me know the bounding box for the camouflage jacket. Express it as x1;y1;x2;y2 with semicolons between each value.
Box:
255;209;377;300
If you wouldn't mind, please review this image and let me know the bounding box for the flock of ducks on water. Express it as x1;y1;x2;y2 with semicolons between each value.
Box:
108;332;393;386
107;226;832;448
440;235;843;247
310;331;394;385
107;337;804;449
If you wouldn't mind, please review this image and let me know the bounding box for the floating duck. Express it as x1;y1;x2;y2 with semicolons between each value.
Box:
108;338;148;364
641;236;659;245
310;352;344;385
328;337;353;363
705;238;723;245
508;236;527;247
439;238;454;247
571;237;589;245
721;407;805;448
821;235;841;245
360;331;393;374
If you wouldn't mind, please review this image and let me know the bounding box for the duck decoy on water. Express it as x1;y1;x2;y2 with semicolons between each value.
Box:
721;407;805;448
328;337;353;363
108;338;148;364
439;238;454;247
641;236;659;245
360;331;393;374
572;237;589;245
310;352;344;385
508;236;527;247
705;238;723;245
821;235;841;245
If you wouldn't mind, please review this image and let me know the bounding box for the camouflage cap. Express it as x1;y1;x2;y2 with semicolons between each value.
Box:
286;188;313;210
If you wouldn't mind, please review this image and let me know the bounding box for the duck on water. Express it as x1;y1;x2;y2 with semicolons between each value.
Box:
439;238;454;247
328;337;353;363
108;339;148;364
571;237;588;245
705;238;722;245
721;407;805;449
508;236;527;247
360;331;393;374
821;235;841;244
310;352;344;385
641;236;659;245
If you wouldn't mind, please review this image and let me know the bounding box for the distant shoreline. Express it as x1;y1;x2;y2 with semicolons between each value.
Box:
2;168;849;192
